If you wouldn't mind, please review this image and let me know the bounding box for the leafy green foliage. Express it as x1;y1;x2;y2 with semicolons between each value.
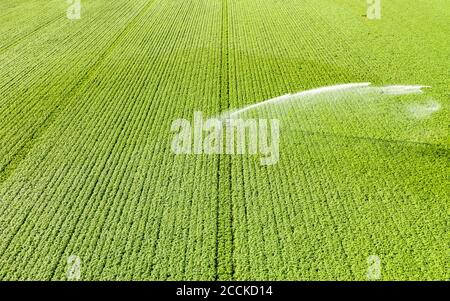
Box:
0;0;448;280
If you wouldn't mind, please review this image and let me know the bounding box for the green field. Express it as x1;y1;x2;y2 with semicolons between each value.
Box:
0;0;448;280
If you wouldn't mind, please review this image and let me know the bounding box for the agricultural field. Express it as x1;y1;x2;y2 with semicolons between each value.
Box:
0;0;448;280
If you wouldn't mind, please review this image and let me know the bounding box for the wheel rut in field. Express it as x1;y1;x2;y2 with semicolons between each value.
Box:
215;0;236;281
0;15;65;54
